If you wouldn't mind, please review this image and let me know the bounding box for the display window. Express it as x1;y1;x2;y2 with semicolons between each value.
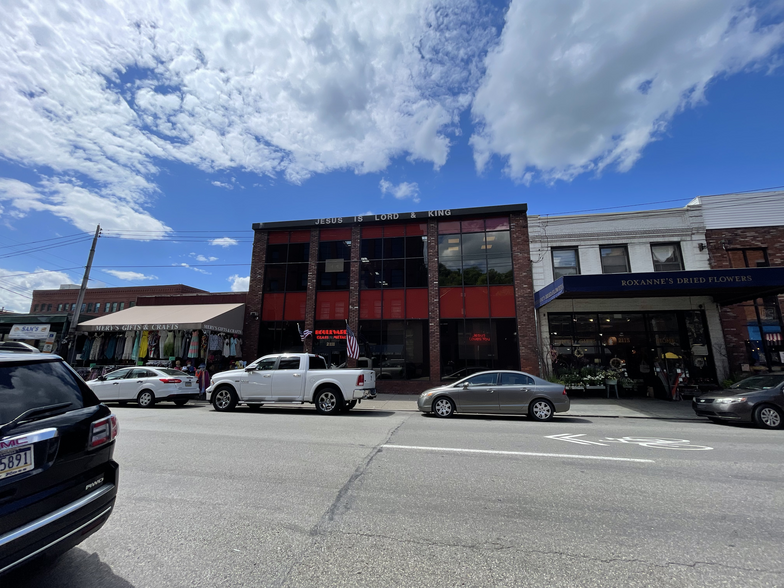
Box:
439;318;519;380
357;320;430;380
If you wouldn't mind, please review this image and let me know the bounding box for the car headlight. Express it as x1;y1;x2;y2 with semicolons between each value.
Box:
715;397;746;404
421;390;437;397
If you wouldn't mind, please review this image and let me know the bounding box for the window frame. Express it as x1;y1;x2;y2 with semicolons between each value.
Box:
599;245;631;274
552;247;581;279
650;242;684;272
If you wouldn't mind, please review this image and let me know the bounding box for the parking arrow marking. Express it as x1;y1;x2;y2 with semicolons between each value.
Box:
546;433;608;446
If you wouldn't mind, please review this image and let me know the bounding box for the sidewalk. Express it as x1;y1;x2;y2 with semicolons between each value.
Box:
367;394;701;420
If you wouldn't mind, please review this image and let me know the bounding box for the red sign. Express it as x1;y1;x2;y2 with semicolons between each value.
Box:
315;329;346;340
468;333;491;343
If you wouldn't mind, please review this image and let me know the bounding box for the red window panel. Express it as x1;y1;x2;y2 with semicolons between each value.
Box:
405;289;428;319
384;224;406;237
316;292;350;320
261;293;285;321
284;293;307;321
406;222;427;236
290;230;311;243
461;219;485;233
360;290;382;319
362;226;383;239
268;231;289;244
439;287;463;318
383;289;405;319
438;221;460;234
485;217;510;231
464;286;489;318
490;286;515;317
320;228;352;241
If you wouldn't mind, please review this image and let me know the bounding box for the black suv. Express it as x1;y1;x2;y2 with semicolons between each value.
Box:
0;348;118;575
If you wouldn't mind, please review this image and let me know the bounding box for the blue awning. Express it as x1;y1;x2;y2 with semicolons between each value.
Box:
535;267;784;309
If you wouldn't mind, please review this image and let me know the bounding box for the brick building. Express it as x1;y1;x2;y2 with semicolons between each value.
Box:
694;191;784;375
30;284;207;316
243;203;538;393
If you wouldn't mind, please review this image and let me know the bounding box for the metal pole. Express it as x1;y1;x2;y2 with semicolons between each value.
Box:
66;225;101;364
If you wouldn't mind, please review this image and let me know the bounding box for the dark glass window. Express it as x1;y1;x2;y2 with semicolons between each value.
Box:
728;248;769;268
500;372;534;386
437;224;512;286
277;358;302;370
651;243;684;271
600;246;630;274
360;233;428;290
258;321;307;357
357;320;430;380
440;318;519;380
318;240;351;261
553;248;580;279
57;304;63;311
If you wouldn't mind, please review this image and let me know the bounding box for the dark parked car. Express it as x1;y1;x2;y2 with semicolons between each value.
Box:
418;370;570;420
693;374;784;429
0;350;118;576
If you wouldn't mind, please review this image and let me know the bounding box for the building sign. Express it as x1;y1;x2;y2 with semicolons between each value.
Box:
468;333;491;343
315;329;346;341
325;259;345;273
9;324;51;340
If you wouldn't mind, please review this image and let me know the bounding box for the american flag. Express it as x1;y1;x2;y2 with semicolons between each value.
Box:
345;322;359;360
298;324;312;342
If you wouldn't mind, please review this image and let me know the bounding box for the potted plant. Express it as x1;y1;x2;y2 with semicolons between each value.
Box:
580;368;604;388
600;368;622;385
561;371;584;390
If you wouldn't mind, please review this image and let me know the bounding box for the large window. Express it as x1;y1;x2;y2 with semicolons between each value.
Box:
257;321;306;357
264;237;310;293
651;243;684;272
552;248;580;279
360;224;427;289
317;239;351;290
357;320;429;380
438;217;513;286
600;245;630;274
439;318;519;380
728;248;769;268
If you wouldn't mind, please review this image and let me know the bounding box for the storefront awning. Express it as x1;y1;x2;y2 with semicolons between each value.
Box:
76;303;245;334
535;267;784;309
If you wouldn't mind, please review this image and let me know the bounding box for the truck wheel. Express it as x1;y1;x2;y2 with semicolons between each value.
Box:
315;388;342;415
213;386;237;412
343;399;358;411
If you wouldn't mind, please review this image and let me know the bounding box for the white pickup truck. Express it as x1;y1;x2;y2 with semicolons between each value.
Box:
206;353;376;415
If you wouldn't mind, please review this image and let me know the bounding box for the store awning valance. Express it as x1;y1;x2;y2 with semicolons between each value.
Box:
535;267;784;309
76;303;245;334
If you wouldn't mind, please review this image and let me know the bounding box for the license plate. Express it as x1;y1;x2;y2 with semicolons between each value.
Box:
0;446;34;480
184;381;192;387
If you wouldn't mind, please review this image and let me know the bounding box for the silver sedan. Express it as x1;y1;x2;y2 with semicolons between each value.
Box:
417;370;570;420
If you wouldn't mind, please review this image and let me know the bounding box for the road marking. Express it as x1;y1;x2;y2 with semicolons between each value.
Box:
604;437;713;451
546;433;608;446
384;444;654;463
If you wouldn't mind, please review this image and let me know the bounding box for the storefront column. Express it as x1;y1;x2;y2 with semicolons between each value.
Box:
243;229;267;362
510;211;540;375
346;225;361;368
427;218;441;383
304;228;320;354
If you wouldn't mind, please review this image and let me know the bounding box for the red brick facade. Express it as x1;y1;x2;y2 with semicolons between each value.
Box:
31;284;207;315
510;212;539;375
706;226;784;373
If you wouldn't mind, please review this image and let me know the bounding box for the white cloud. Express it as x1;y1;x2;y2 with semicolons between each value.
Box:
209;237;238;248
471;0;784;181
0;267;72;313
211;181;233;190
379;179;421;203
190;253;218;262
176;262;210;275
102;269;157;281
228;274;249;292
0;0;493;235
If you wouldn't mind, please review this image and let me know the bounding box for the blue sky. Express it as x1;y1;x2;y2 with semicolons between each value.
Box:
1;0;783;312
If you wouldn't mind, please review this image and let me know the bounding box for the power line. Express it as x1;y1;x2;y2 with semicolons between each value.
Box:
0;232;92;250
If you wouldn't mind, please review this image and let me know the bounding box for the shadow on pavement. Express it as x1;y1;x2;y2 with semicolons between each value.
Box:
212;406;398;417
420;413;592;424
5;548;134;588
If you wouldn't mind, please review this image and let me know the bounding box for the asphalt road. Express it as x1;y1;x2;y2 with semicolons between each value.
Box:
8;401;784;588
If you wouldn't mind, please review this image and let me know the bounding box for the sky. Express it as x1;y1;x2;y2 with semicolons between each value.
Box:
1;0;783;312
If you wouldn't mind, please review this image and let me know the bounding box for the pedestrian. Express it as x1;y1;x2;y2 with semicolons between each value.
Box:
196;364;210;401
184;359;195;375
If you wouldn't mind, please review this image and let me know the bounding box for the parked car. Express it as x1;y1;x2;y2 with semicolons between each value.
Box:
87;367;198;407
207;353;376;414
692;374;784;429
418;370;570;420
0;349;118;576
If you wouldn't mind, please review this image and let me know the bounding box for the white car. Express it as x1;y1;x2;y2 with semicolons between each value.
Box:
87;367;199;407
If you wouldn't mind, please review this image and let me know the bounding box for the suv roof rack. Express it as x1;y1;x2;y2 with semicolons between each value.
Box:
0;341;40;353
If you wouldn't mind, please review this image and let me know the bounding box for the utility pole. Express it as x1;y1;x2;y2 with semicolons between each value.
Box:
66;225;101;364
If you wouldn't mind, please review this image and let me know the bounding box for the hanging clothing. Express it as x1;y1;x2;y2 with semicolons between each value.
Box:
187;331;200;358
163;331;175;358
209;333;222;351
235;337;242;358
114;335;125;360
230;336;237;357
181;331;191;358
158;331;167;358
196;367;211;394
139;331;150;359
131;331;140;360
200;334;208;360
90;336;102;361
147;332;159;359
81;337;93;361
223;335;231;357
174;331;183;358
104;336;117;360
124;332;135;360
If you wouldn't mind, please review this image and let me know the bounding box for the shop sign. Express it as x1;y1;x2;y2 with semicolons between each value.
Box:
315;210;453;226
8;324;50;340
468;333;491;343
93;323;180;332
315;329;346;340
203;324;243;335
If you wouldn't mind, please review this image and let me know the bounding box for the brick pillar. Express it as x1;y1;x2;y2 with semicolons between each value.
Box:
510;212;539;375
427;219;441;383
304;228;320;354
346;225;361;368
243;229;267;362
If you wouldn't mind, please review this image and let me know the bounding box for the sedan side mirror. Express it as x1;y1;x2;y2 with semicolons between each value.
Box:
462;382;470;389
244;365;256;372
97;375;106;381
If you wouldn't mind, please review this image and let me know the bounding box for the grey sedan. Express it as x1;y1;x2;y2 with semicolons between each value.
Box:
693;374;784;429
417;370;570;420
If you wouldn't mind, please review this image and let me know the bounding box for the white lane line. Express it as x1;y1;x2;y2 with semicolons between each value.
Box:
384;444;654;463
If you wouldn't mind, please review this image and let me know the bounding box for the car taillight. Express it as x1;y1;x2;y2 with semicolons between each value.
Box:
160;378;182;383
356;374;365;386
89;414;118;449
563;387;567;395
